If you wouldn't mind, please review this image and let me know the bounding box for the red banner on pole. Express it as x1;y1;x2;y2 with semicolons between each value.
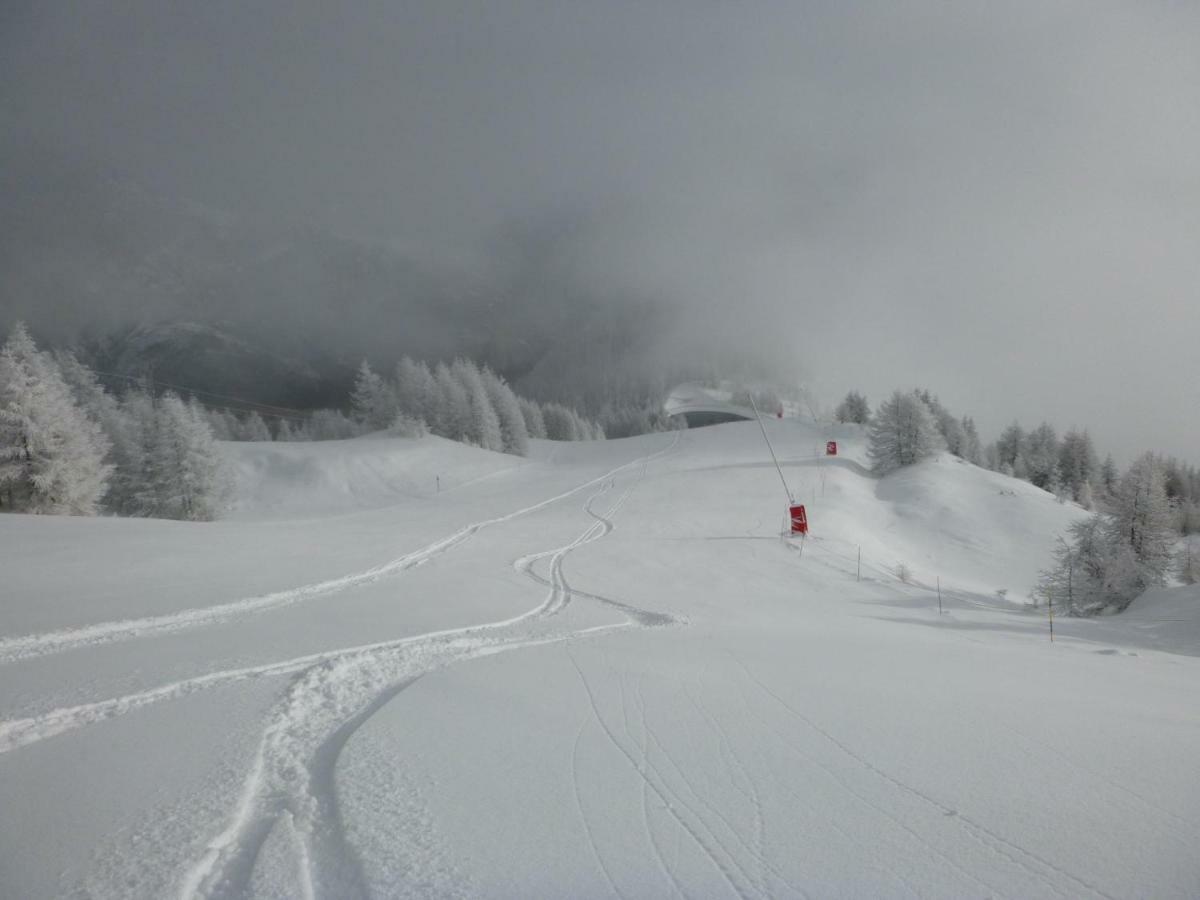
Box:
789;504;808;534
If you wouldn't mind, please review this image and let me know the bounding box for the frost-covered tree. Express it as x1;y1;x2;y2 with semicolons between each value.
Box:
834;391;871;425
541;402;580;441
139;393;230;521
1040;453;1176;614
480;367;529;456
1023;422;1059;490
450;359;503;451
519;396;547;439
867;390;944;475
0;324;112;515
432;362;471;441
1058;429;1097;502
1039;516;1110;615
308;408;363;440
351;361;398;431
1109;454;1175;586
55;350;150;514
235;411;273;442
960;416;983;465
983;442;1001;472
916;390;964;457
203;407;240;441
394;357;437;426
995;422;1025;472
1099;454;1119;499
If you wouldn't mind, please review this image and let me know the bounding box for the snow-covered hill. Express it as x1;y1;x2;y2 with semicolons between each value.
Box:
1;420;1197;898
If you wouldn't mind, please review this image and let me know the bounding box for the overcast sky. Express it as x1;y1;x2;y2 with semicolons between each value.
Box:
2;1;1198;460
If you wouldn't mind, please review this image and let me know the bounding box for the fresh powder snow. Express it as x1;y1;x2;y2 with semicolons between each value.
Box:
1;420;1198;898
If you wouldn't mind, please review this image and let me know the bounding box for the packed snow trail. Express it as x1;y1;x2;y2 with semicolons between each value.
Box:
0;438;678;666
179;446;679;900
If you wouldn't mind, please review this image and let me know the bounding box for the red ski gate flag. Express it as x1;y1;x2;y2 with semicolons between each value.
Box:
826;441;838;456
789;504;808;535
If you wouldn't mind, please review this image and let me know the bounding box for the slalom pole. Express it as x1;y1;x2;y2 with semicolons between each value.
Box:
748;394;793;503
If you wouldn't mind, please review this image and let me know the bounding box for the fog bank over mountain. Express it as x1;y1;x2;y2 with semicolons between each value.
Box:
2;2;1198;457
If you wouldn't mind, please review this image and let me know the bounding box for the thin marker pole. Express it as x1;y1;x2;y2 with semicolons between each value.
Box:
857;546;861;582
748;394;792;502
937;576;942;614
1048;591;1055;643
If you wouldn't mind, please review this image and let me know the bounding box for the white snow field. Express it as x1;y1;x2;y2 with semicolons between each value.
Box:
1;422;1198;899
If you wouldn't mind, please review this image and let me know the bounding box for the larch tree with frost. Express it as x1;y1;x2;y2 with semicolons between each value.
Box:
351;361;398;431
867;390;945;475
541;403;580;441
0;324;112;515
1023;422;1060;491
519;396;547;440
960;416;983;465
995;422;1025;472
55;350;144;514
139;393;230;521
1040;453;1176;614
480;367;529;456
1058;429;1097;502
394;357;438;427
834;390;871;425
432;362;471;442
450;359;503;451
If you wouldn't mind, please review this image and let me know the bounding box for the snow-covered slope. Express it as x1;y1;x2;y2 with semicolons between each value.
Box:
1;421;1197;899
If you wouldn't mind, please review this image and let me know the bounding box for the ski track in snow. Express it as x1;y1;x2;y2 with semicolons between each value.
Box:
730;655;1120;900
174;438;681;900
0;441;677;667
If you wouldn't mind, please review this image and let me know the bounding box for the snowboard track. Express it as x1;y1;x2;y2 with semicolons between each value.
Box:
178;436;681;899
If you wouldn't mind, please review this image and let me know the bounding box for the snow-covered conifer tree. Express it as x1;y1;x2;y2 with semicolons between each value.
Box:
236;411;273;442
432;362;471;441
480;367;529;456
519;397;547;439
1099;454;1119;498
867;390;944;475
394;357;437;426
541;403;579;441
1058;429;1097;502
834;391;871;425
351;361;398;431
1023;422;1059;490
960;416;983;465
140;393;230;521
996;422;1025;471
1107;454;1175;592
0;324;112;515
308;409;362;440
450;359;503;451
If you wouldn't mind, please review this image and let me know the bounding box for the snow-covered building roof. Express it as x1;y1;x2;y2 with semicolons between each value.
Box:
663;383;756;428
